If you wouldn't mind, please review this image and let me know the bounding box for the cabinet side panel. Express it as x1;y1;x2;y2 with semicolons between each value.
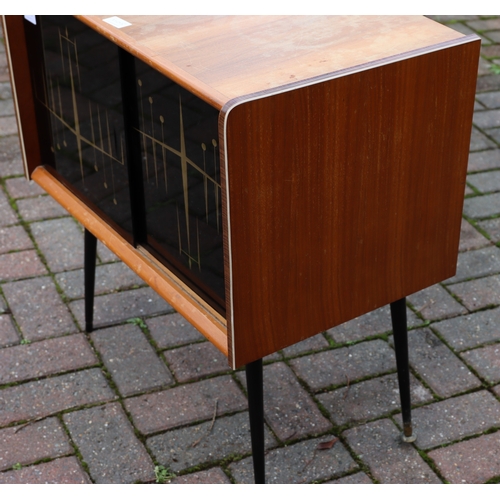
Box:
225;41;480;367
2;16;52;177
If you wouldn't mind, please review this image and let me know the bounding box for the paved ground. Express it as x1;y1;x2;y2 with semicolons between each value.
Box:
0;15;500;484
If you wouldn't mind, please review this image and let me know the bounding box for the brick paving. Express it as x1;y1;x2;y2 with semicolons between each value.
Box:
1;15;500;484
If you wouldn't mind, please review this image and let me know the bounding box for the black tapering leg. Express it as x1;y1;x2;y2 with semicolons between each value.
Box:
245;358;265;484
84;229;97;333
390;297;416;442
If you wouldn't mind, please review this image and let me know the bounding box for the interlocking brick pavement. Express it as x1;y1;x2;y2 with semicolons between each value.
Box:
63;403;156;484
0;333;97;384
2;276;77;341
1;15;500;484
344;419;441;484
0;417;73;471
90;324;173;396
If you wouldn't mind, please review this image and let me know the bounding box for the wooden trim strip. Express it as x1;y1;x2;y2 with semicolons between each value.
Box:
31;166;228;358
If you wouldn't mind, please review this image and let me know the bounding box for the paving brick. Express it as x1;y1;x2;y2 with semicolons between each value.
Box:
230;436;356;484
0;333;97;384
326;471;373;484
461;344;500;383
474;99;485;111
433;308;500;350
281;333;329;357
463;193;500;218
0;189;17;227
430;15;479;22
448;274;500;310
55;261;145;299
96;240;119;263
0;249;46;281
468;149;500;172
16;196;68;222
408;284;466;321
468;170;500;194
0;82;11;100
476;61;497;84
124;375;247;434
170;467;231;484
476;91;500;109
486;32;500;44
0;51;7;75
163;342;230;383
0;69;8;85
317;373;433;427
4;177;44;199
239;362;332;441
0;417;73;471
443;246;500;283
146;313;204;349
0;135;24;176
2;276;77;341
473;109;500;128
147;412;276;474
290;339;396;391
0;225;32;254
0;116;17;136
482;45;500;59
404;328;481;397
479;217;500;241
429;430;500;484
488;127;500;143
469;127;496;151
0;296;7;314
69;287;173;330
0;456;91;484
327;306;422;344
0;315;19;347
458;218;491;251
344;418;440;483
476;74;500;93
64;402;155;484
401;391;500;450
0;368;115;427
467;19;500;31
30;218;84;273
91;323;173;396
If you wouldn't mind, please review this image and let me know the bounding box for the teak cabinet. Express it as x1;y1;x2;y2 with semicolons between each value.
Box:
2;15;480;370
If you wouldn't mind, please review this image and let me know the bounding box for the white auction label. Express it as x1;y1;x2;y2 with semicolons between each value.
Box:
103;16;132;29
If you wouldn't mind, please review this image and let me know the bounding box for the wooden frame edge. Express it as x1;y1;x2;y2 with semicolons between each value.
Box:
31;165;229;358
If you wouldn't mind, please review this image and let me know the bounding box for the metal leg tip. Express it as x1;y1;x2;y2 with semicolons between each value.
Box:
401;431;416;443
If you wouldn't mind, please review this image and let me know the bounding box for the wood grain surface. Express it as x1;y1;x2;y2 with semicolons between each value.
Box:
223;40;480;367
78;15;467;109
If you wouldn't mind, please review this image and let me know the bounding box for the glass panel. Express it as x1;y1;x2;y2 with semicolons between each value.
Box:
36;16;225;309
39;15;133;234
134;59;225;307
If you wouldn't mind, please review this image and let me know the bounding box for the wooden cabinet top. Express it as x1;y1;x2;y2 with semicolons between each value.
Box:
79;15;468;109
